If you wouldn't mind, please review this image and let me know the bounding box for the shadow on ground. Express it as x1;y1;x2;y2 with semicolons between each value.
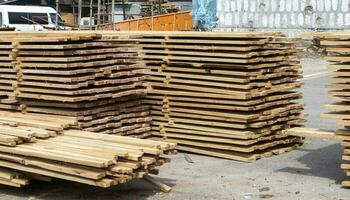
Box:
277;143;345;183
0;177;175;200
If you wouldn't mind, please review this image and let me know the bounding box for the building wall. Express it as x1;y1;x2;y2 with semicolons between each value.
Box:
216;0;350;34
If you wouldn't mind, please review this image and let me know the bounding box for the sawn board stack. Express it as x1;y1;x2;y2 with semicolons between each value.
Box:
319;33;350;187
138;31;306;162
0;111;176;188
0;32;151;138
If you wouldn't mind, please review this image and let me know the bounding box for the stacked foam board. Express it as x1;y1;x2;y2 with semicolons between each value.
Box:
320;33;350;187
0;32;150;138
0;110;175;188
138;31;305;162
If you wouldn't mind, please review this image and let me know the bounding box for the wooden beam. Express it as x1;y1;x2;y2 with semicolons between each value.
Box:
78;0;82;30
286;128;341;140
111;0;115;31
89;0;93;30
143;174;172;193
97;0;101;28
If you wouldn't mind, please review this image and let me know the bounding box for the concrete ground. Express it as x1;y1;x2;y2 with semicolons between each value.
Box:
0;57;349;200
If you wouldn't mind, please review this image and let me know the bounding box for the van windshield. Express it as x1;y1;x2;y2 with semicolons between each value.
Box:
49;13;64;26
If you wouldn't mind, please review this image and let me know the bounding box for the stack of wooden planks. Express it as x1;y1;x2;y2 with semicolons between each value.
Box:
0;168;30;188
0;111;74;187
0;110;176;188
0;111;74;146
136;31;306;162
0;31;305;162
0;32;151;138
139;1;180;17
319;33;350;187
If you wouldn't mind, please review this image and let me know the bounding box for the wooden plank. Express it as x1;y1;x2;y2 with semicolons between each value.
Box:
143;174;172;193
0;178;24;187
151;136;301;153
0;160;112;188
0;145;111;168
286;128;341;140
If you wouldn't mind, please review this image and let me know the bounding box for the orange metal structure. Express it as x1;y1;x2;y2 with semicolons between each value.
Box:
100;11;193;31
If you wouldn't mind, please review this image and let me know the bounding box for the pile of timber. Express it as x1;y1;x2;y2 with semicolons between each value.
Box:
136;31;306;162
0;111;175;188
139;1;180;17
319;33;350;187
0;32;151;138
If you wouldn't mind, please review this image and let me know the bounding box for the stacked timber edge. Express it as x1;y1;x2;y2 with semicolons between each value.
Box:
319;32;350;188
133;31;306;162
0;111;176;189
0;32;150;138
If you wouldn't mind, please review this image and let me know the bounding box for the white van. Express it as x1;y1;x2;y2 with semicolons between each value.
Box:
0;5;70;31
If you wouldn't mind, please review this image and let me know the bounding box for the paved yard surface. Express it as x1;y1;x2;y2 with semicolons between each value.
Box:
0;57;348;200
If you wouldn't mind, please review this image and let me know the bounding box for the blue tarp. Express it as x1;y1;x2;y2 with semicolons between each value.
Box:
192;0;217;30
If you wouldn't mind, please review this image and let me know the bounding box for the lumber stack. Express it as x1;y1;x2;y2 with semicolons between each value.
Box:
0;111;176;188
138;31;306;162
319;33;350;188
0;32;150;138
0;39;14;97
0;111;74;146
139;1;180;17
0;168;30;188
0;111;74;187
0;95;20;111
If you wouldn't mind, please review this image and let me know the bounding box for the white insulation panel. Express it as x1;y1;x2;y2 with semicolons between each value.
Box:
216;0;350;33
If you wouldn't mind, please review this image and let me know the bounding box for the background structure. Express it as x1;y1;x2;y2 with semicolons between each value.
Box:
216;0;350;34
